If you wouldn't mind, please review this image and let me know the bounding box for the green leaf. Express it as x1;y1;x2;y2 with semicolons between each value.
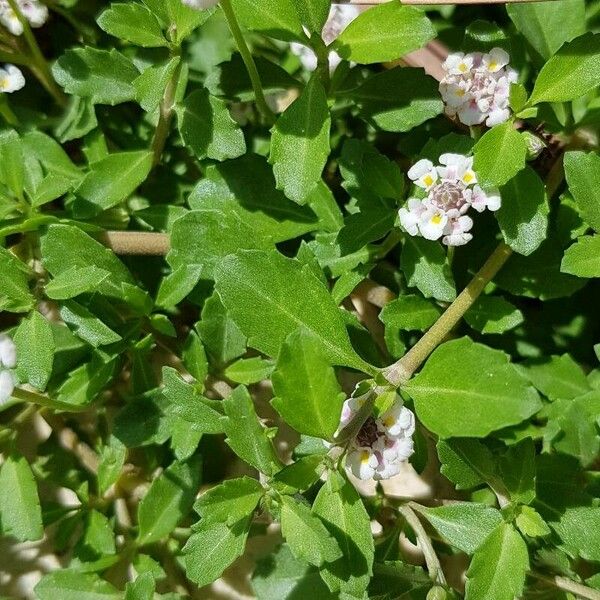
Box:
280;495;342;567
194;476;264;526
496;237;585;300
437;438;497;491
53;47;140;105
334;4;435;64
270;76;331;205
464;296;524;334
35;571;120;600
59;301;122;347
507;0;585;60
380;294;441;332
252;544;335;600
125;573;155;600
292;0;329;32
496;166;549;256
197;292;247;368
189;154;319;242
0;454;43;542
415;503;503;555
97;436;126;496
499;438;536;504
473;122;527;187
156;264;203;309
552;506;600;561
74;151;153;216
561;235;600;278
351;67;444;132
230;0;304;42
137;455;202;545
0;247;34;313
161;367;224;433
272;454;325;494
214;250;372;372
515;505;551;538
224;357;275;385
0;130;24;200
563;151;600;233
369;562;431;598
312;474;374;597
168;209;272;279
97;3;167;47
176;89;246;162
272;328;345;440
400;236;456;303
183;517;251;586
405;337;542;438
222;385;280;475
14;311;54;390
530;32;600;104
45;266;111;300
134;57;180;113
465;522;529;600
523;354;591;401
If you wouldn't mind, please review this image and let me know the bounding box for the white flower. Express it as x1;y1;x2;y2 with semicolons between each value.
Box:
470;185;501;212
0;64;25;93
0;6;21;35
0;334;17;369
419;207;448;241
338;394;416;482
0;334;17;406
0;369;16;405
399;198;426;237
181;0;219;8
442;215;473;247
399;153;500;247
439;48;518;128
408;159;438;190
346;447;379;480
290;4;359;72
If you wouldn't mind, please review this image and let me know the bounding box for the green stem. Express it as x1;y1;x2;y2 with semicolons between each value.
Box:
220;0;276;124
530;572;600;600
311;33;331;92
150;57;182;167
382;242;513;386
398;504;446;586
6;0;66;107
11;387;92;413
0;95;19;125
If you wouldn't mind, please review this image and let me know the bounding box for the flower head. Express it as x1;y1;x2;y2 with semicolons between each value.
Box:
0;333;17;405
290;4;360;72
439;48;518;128
338;395;416;481
399;153;500;247
181;0;219;9
0;0;48;35
0;64;24;93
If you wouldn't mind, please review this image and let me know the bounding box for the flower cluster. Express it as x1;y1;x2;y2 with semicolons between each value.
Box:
0;0;48;36
0;64;25;94
399;153;500;247
181;0;219;9
290;4;360;72
0;334;17;405
340;395;415;481
439;48;518;127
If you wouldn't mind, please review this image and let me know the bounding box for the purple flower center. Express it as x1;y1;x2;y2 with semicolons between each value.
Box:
430;181;468;211
356;417;380;448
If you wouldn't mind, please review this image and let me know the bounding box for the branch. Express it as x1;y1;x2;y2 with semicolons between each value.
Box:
98;231;170;256
530;573;600;600
382;242;513;386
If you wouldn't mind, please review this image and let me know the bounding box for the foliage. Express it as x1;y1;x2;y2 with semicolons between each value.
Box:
0;0;599;598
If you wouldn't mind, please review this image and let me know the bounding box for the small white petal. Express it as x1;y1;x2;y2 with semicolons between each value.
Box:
0;370;16;405
0;334;17;369
419;209;447;241
346;447;378;481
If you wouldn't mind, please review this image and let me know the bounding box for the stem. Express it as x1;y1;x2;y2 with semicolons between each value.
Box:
530;572;600;600
311;33;331;91
98;231;170;255
220;0;276;124
398;504;446;586
0;96;18;125
150;57;182;167
6;0;66;107
11;386;93;413
382;242;513;386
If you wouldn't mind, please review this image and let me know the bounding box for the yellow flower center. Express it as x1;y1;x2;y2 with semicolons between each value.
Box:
458;63;468;73
463;172;474;184
0;78;8;91
488;61;498;71
361;451;371;464
423;174;434;187
431;213;443;225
